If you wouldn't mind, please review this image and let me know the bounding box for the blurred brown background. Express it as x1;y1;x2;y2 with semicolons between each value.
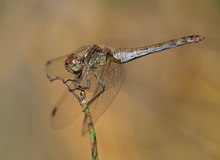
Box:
0;0;220;160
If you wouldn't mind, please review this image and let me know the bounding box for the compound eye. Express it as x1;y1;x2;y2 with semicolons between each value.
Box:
65;54;82;74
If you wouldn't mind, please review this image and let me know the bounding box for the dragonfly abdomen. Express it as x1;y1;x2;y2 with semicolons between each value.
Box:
112;35;205;63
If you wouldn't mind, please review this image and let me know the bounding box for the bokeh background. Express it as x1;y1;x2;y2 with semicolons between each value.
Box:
0;0;220;160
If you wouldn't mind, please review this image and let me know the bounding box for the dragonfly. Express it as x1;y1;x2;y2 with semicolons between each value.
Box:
46;35;205;160
46;35;205;132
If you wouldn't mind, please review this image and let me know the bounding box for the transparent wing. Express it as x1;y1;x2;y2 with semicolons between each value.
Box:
81;61;126;135
46;46;91;129
91;61;126;123
50;87;83;129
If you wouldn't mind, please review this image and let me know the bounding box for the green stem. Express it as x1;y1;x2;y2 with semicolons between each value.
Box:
81;103;98;160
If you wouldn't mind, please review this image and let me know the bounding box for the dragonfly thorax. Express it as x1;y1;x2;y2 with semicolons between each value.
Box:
88;50;109;68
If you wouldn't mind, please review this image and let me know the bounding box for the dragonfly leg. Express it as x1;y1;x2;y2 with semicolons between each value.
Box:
48;75;84;102
69;70;91;91
86;69;105;108
46;74;80;87
68;70;91;104
79;70;91;90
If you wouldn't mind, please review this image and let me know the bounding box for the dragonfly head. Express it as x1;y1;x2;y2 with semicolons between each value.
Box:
65;54;83;74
